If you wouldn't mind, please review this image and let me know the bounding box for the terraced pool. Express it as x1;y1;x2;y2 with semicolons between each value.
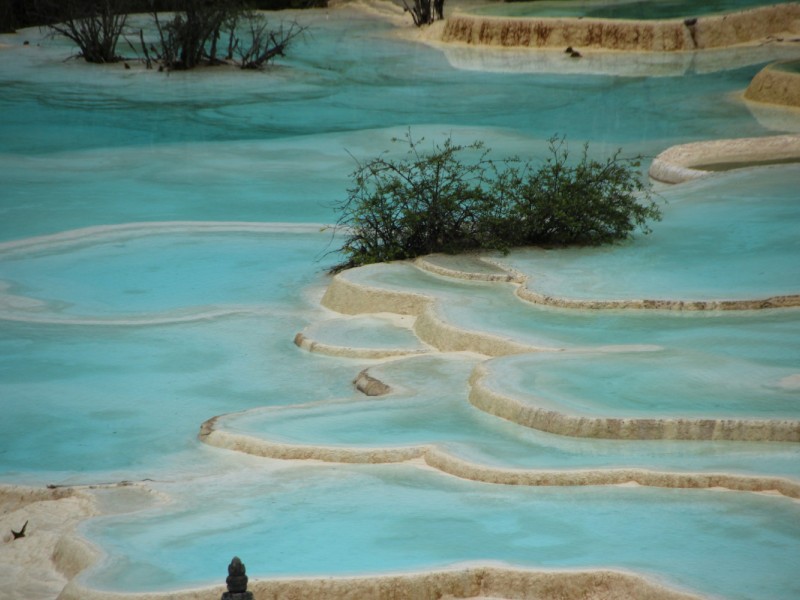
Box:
1;2;799;599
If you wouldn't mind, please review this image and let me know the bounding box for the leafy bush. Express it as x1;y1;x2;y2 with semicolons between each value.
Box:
505;138;660;246
331;133;660;272
332;133;495;270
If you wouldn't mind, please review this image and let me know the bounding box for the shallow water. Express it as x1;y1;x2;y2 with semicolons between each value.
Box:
82;465;800;600
0;230;332;318
1;2;800;599
775;59;800;74
472;0;785;19
502;166;800;301
482;351;800;419
222;353;800;477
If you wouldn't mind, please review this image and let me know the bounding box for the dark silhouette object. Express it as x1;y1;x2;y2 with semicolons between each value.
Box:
222;557;253;600
564;46;573;53
402;0;444;26
11;520;28;540
433;0;444;20
570;49;582;58
684;17;699;47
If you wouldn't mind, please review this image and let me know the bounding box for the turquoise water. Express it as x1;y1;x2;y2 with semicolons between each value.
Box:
224;354;800;478
342;166;798;306
473;0;786;19
775;59;800;74
503;166;800;302
341;263;800;359
0;314;366;480
2;2;800;599
82;465;800;600
483;351;800;419
0;231;332;318
301;315;427;351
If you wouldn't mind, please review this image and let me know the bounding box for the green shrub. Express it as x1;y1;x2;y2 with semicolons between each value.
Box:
506;137;660;246
331;133;660;272
332;132;496;271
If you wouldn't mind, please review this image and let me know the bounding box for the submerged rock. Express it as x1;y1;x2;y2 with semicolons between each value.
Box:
354;369;392;396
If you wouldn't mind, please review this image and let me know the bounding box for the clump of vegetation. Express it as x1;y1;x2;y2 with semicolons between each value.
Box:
331;132;660;272
36;0;129;63
151;0;240;70
402;0;444;27
3;0;323;33
232;16;306;70
29;0;307;69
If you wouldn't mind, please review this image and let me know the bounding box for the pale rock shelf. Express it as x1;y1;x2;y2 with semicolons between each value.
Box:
468;363;800;443
441;3;800;51
414;254;525;283
514;283;800;310
198;415;800;498
649;133;800;183
324;262;799;360
745;61;800;107
199;416;426;463
57;565;703;600
315;266;800;443
1;485;99;600
293;330;428;359
321;268;432;317
418;236;800;311
320;270;557;356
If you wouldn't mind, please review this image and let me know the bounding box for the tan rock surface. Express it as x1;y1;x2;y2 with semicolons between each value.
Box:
441;4;800;51
745;62;800;108
0;486;97;600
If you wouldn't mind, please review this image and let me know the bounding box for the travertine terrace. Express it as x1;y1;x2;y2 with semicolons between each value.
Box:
442;3;800;50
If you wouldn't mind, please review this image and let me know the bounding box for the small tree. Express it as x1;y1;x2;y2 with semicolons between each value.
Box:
1;0;14;33
234;14;306;70
38;0;128;63
151;1;306;70
402;0;444;27
331;133;660;272
152;0;241;69
333;132;496;271
506;137;661;245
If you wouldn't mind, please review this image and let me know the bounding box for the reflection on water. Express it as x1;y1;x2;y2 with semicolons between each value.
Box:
472;0;785;19
1;2;799;599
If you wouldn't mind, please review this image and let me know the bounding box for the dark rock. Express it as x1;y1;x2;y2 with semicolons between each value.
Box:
354;369;391;396
222;557;253;600
11;520;28;540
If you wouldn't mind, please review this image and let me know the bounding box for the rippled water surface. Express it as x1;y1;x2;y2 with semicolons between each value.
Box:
1;2;799;599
